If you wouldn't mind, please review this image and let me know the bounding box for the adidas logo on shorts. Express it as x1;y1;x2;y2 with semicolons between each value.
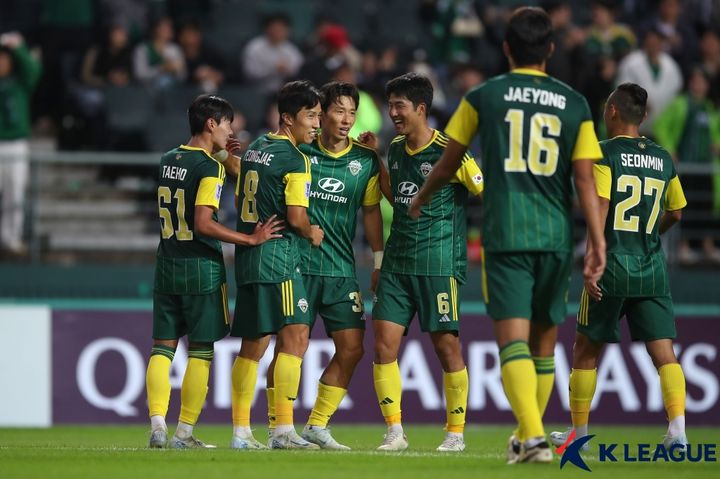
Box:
439;314;451;323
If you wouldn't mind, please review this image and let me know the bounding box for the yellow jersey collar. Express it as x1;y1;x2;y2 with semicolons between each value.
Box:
511;68;548;77
318;137;353;158
179;144;214;160
405;129;439;156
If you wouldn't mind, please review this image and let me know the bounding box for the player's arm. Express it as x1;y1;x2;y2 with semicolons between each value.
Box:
194;173;283;246
284;166;323;247
659;175;687;234
453;153;484;196
410;98;478;218
362;173;384;291
575;159;606;298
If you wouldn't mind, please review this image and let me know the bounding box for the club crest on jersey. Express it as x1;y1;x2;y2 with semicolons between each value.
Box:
348;160;362;176
420;162;433;176
297;298;308;313
175;153;182;160
639;142;646;150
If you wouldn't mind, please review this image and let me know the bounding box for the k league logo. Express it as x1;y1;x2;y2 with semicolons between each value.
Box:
318;177;345;193
398;181;419;196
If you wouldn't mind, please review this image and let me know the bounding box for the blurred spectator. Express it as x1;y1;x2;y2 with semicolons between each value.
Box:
330;63;383;138
99;0;149;42
543;0;585;86
0;32;41;255
80;21;133;87
643;0;699;74
584;0;636;61
616;27;683;136
581;55;618;135
298;24;361;88
654;66;720;263
419;0;484;64
35;0;95;124
257;99;280;138
177;20;226;93
242;13;303;92
133;17;186;89
699;29;720;106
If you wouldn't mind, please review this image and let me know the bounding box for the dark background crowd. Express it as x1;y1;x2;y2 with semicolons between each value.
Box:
1;0;719;264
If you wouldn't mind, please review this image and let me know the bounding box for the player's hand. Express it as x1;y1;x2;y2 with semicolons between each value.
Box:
252;215;284;245
226;136;244;156
583;240;606;301
310;224;324;247
408;195;427;219
357;131;379;150
370;268;380;293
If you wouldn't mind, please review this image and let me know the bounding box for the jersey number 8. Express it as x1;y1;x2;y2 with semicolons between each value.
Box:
241;170;260;222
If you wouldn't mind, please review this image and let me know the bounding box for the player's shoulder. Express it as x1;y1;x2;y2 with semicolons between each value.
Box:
350;138;379;161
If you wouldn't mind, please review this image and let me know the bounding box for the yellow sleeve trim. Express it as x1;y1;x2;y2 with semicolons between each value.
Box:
284;172;310;207
362;173;382;206
444;98;478;147
453;156;484;195
196;177;223;208
572;121;603;161
665;176;687;211
593;164;611;199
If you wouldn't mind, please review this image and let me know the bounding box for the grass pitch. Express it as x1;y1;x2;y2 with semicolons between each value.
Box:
1;424;717;479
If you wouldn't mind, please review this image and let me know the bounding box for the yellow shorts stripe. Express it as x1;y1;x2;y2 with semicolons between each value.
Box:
282;281;289;317
450;277;459;321
578;289;589;326
480;248;489;304
221;283;229;325
288;280;294;316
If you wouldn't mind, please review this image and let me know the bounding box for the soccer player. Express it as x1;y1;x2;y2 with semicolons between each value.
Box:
550;83;688;451
409;7;607;463
147;94;284;449
295;81;384;450
372;73;484;452
229;80;324;450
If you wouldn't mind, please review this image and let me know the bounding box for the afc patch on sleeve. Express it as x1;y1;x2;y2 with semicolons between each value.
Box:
305;181;311;198
215;183;223;200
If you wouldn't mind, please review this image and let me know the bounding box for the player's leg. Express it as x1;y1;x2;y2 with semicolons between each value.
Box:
372;272;414;451
171;287;229;449
628;297;687;449
418;276;467;452
229;284;271;449
146;292;183;448
270;278;317;449
485;252;547;462
303;276;364;449
551;290;620;449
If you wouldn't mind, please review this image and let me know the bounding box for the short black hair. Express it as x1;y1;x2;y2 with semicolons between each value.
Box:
608;83;647;125
505;7;553;67
277;80;321;122
385;72;433;115
188;94;234;135
319;81;359;111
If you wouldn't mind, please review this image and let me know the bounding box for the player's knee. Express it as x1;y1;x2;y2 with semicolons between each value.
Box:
373;339;397;363
432;336;462;368
647;343;678;368
337;342;364;366
572;333;601;368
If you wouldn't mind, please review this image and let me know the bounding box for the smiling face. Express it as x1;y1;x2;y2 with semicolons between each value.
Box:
285;103;321;145
321;95;357;144
388;93;425;136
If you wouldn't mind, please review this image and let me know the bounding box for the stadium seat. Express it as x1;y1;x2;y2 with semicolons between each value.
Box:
102;85;154;131
218;85;270;132
145;114;191;152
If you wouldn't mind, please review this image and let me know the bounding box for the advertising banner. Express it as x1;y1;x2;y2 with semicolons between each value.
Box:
52;311;719;425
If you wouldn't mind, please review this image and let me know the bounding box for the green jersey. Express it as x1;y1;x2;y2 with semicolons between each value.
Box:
234;133;311;285
382;130;484;283
445;68;603;253
154;145;226;295
299;137;382;277
595;136;687;297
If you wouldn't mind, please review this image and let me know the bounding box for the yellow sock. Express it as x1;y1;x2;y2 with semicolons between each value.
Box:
499;341;543;441
373;361;402;426
146;346;175;418
444;368;468;434
659;363;686;420
178;347;213;425
274;353;302;426
266;387;276;429
307;382;347;427
231;357;258;427
533;356;555;417
569;368;597;428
